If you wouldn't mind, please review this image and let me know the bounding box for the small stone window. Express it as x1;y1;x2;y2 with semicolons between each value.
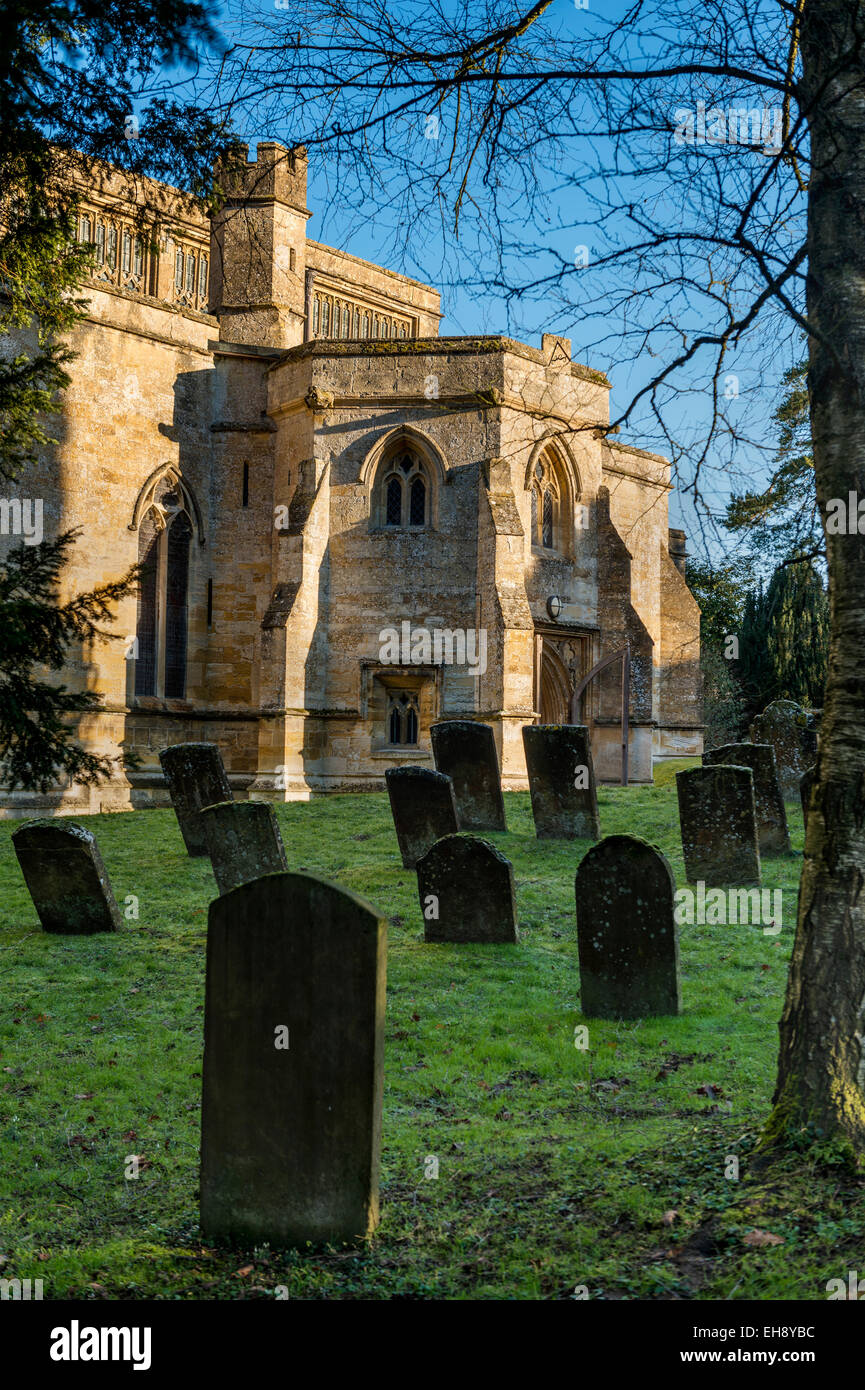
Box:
387;691;420;746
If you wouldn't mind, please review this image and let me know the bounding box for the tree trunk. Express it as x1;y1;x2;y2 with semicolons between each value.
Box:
767;0;865;1153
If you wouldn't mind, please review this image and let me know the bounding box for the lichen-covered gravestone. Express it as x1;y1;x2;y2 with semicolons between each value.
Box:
159;742;233;857
702;743;790;855
200;871;387;1246
749;700;819;798
430;720;507;832
385;766;459;869
201;801;287;895
676;764;761;886
522;724;600;840
416;832;518;942
11;821;122;933
801;764;817;833
575;835;680;1018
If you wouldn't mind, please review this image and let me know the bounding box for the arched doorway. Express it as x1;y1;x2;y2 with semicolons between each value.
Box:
539;643;572;724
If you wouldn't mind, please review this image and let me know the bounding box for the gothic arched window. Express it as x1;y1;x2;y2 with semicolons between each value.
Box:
135;510;160;697
164;511;192;697
134;476;196;699
531;452;564;552
380;451;430;530
387;691;419;746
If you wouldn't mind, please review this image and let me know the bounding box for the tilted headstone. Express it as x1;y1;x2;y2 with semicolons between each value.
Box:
522;724;600;840
801;764;817;832
201;801;287;895
385;766;459;869
703;743;790;855
676;764;761;886
749;700;819;798
11;821;122;933
200;871;387;1246
575;835;680;1018
416;832;518;943
159;742;233;857
430;721;507;832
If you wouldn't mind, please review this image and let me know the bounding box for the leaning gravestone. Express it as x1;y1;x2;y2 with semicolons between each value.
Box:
801;764;817;832
575;835;680;1018
385;766;459;869
416;832;518;943
201;801;287;895
522;724;600;839
703;743;790;855
750;700;819;798
430;721;507;832
11;821;122;933
200;871;387;1246
676;764;761;886
159;742;233;857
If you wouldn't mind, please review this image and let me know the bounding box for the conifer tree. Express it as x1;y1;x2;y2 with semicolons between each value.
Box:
0;0;232;790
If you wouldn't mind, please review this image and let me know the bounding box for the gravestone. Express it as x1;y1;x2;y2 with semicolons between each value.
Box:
703;743;790;854
11;821;122;933
200;871;387;1246
676;764;761;886
385;766;459;869
575;835;680;1018
801;764;817;832
416;833;518;943
201;801;287;895
159;742;233;856
430;721;507;832
750;700;819;798
522;724;600;839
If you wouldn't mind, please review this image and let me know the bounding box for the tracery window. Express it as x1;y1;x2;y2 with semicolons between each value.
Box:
172;243;209;310
531;453;563;552
134;476;196;699
380;451;429;530
75;207;208;309
387;691;420;746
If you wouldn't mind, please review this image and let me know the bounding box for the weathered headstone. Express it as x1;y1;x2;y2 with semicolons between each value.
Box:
430;721;507;832
676;764;761;886
575;835;680;1018
522;724;600;839
11;821;122;933
703;743;790;855
385;766;459;869
201;800;287;894
801;764;817;832
416;832;518;943
200;871;387;1246
159;742;233;856
750;700;819;798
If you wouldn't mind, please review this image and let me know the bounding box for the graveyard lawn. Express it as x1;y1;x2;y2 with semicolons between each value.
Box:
0;760;862;1302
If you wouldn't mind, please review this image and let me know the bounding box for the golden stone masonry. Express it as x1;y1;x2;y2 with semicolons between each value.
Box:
0;142;702;814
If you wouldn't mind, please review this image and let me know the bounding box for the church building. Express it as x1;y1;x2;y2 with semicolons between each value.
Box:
1;142;702;815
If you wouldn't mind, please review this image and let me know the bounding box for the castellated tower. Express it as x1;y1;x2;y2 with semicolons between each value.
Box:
211;141;310;349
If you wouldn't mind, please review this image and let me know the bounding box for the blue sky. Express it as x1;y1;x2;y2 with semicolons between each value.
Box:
166;0;808;562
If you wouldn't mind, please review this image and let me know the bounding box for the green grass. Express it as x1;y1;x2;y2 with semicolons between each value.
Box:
0;758;862;1301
